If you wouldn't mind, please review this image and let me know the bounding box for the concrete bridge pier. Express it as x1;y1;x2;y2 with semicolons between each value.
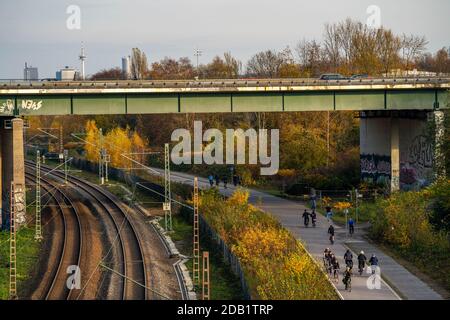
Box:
0;117;26;229
360;110;442;192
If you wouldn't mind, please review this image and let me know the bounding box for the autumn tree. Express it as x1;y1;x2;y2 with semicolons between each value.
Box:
150;57;194;80
400;34;428;70
83;120;148;169
416;48;450;74
131;47;149;80
296;39;323;77
90;67;123;80
85;119;100;162
376;28;402;75
323;22;342;73
246;50;284;77
201;53;242;78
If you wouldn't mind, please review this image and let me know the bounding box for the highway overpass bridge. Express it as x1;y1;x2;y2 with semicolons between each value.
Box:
0;77;448;115
0;78;449;228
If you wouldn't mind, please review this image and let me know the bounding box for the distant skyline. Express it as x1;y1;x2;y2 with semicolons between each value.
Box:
0;0;449;79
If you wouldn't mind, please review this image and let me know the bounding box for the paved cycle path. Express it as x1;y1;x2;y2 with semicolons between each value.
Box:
148;168;442;300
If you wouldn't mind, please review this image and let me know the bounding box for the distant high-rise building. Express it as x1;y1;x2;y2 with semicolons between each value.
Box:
24;62;38;80
122;56;131;79
56;66;76;81
79;42;87;80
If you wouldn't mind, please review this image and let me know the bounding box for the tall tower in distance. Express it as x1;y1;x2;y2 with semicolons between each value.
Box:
121;56;131;80
79;42;87;80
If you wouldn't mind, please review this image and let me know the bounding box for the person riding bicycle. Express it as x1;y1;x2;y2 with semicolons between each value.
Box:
311;210;317;227
369;254;379;274
344;249;353;269
343;267;352;291
357;251;367;273
348;218;355;235
328;225;335;244
332;258;340;279
302;209;310;227
323;248;331;260
329;254;337;275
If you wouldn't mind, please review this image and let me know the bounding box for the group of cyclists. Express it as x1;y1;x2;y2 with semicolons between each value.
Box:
300;197;384;293
323;248;380;292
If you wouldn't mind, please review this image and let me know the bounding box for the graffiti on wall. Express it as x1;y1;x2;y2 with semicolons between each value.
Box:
400;134;433;190
360;154;391;184
0;99;43;114
0;99;14;113
408;135;433;169
13;184;26;225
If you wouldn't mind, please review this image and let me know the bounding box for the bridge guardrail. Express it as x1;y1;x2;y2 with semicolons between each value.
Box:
2;77;450;89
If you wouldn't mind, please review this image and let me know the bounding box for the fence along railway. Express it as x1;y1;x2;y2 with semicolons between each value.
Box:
23;160;179;300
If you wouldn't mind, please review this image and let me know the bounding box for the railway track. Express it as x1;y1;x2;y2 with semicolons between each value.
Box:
26;160;148;300
25;169;82;300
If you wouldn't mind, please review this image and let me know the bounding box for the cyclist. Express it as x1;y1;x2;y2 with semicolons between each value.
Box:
302;209;310;227
348;218;355;236
311;210;317;227
344;249;353;269
328;225;335;244
343;267;352;291
357;251;367;275
328;253;337;275
323;248;330;269
331;255;340;280
369;254;379;274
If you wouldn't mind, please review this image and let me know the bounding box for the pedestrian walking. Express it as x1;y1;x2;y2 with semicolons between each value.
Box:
208;174;214;187
222;176;228;189
214;174;220;186
326;207;333;223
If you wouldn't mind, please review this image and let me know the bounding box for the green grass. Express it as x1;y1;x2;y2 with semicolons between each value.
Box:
0;183;42;300
0;227;41;300
161;215;244;300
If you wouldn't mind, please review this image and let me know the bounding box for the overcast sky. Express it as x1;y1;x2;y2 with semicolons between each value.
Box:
0;0;449;78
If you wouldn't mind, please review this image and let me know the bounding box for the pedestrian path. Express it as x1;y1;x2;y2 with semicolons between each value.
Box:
346;240;442;300
149;168;443;300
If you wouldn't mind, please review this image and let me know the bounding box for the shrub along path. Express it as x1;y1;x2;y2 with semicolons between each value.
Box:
150;167;443;300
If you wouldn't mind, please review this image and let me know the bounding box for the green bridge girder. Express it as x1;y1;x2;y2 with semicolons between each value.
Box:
0;80;448;116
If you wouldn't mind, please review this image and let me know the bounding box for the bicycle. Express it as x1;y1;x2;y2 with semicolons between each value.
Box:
345;259;353;270
323;258;329;272
346;277;352;292
349;225;355;237
358;261;365;276
329;235;335;245
333;267;340;282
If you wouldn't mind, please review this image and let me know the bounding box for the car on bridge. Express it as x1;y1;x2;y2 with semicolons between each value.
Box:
350;74;370;80
319;73;348;80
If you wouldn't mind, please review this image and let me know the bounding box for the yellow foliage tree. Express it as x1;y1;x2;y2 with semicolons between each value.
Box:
85;120;100;162
334;201;352;212
104;127;132;168
83;121;148;169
